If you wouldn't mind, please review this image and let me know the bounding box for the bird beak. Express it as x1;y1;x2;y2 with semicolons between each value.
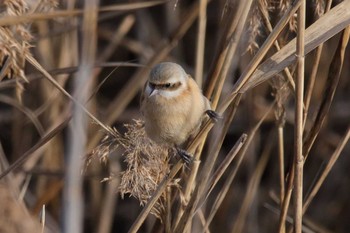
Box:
149;89;157;97
149;87;156;97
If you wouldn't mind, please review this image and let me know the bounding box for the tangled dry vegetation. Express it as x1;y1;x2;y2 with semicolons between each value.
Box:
0;0;350;233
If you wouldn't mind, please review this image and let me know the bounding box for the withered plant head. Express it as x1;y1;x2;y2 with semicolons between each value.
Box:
270;74;291;127
0;0;32;82
91;119;180;222
246;4;264;54
0;0;57;101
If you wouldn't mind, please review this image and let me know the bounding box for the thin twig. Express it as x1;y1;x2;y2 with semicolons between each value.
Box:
239;0;350;93
303;125;350;213
194;0;207;88
293;1;305;232
303;26;350;159
303;0;333;130
231;130;273;233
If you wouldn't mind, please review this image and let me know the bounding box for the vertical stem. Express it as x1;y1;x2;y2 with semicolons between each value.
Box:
63;1;98;233
277;126;285;212
294;1;305;233
195;0;207;88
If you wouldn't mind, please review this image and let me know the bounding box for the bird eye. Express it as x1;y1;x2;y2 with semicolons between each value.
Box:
165;83;171;88
149;82;156;89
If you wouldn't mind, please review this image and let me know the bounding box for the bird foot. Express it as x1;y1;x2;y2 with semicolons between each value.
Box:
205;110;222;122
176;147;193;164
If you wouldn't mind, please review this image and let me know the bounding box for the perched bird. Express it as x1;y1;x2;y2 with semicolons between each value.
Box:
140;62;220;162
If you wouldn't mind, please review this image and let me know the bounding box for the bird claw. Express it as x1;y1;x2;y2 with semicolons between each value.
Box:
205;110;222;122
176;147;193;164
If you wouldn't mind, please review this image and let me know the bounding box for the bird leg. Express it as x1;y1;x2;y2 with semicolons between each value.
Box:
175;147;193;164
205;110;222;122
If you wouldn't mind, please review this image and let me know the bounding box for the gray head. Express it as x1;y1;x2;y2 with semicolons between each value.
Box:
146;62;189;98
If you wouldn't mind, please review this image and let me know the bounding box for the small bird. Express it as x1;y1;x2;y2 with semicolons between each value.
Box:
140;62;220;163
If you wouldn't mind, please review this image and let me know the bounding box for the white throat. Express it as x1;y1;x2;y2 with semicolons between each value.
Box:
156;88;183;99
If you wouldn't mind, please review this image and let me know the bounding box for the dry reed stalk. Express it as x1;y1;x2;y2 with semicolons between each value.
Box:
303;26;350;159
231;130;273;233
194;0;207;88
173;94;240;230
202;133;246;231
293;1;305;232
285;23;350;233
258;0;296;91
0;95;45;135
303;0;332;130
63;1;99;232
240;0;350;92
0;116;70;179
271;77;290;232
0;1;168;26
204;4;239;99
173;96;244;233
217;0;302;114
203;102;275;231
173;3;249;227
303;125;350;213
210;0;254;109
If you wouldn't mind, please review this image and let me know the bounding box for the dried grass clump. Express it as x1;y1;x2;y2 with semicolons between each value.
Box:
0;0;32;82
0;0;57;101
91;120;180;221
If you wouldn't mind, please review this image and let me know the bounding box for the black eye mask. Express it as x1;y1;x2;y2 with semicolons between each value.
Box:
149;81;181;91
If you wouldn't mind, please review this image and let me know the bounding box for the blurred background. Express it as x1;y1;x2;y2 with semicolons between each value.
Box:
0;0;349;232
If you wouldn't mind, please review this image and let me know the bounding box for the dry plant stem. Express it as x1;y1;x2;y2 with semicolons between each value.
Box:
204;101;276;231
231;130;273;233
0;94;45;135
202;134;246;230
240;0;350;92
0;116;70;180
0;1;168;26
127;161;183;233
64;1;98;232
25;55;115;136
165;187;171;233
97;161;120;233
194;0;207;88
127;2;350;229
303;125;350;213
206;133;247;197
175;99;272;233
278;163;295;233
128;103;234;233
303;26;350;159
258;1;295;91
97;15;135;63
174;95;243;233
204;6;241;98
174;146;202;228
279;6;350;232
210;0;253;109
176;97;241;229
285;26;350;233
227;0;302;98
303;45;322;129
303;0;333;130
278;126;285;212
293;2;305;233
